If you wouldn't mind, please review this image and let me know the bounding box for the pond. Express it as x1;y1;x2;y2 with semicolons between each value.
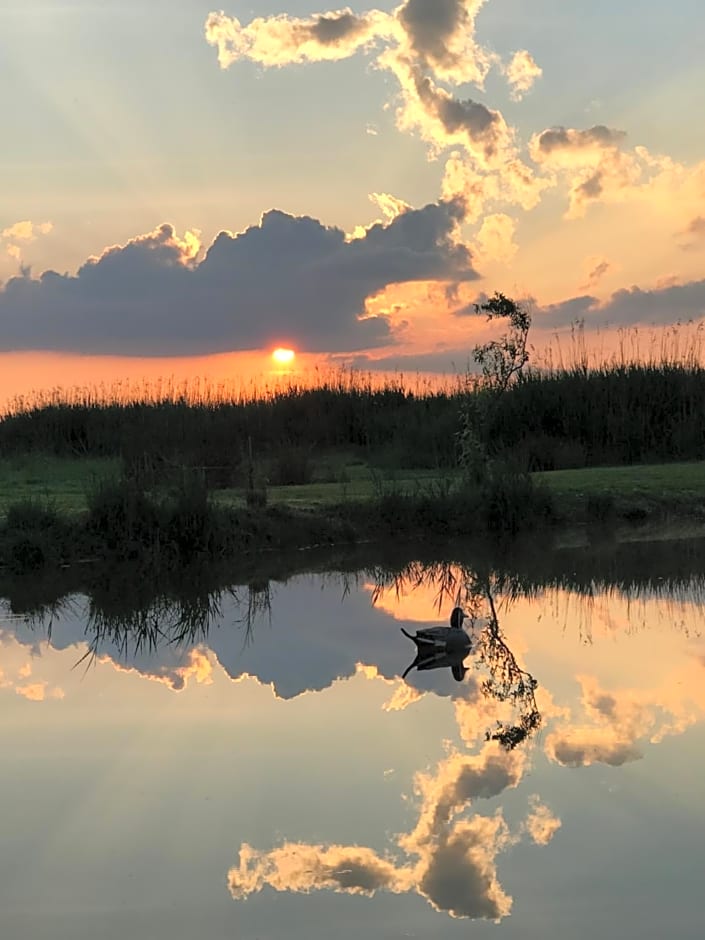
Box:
1;536;704;939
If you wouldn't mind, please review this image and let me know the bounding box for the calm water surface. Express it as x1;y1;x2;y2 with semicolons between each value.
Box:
1;542;704;938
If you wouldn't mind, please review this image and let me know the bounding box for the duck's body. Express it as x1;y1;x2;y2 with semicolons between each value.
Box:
401;607;471;680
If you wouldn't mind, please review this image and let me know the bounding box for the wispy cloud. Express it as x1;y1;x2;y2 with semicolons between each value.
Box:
678;216;705;251
580;255;612;290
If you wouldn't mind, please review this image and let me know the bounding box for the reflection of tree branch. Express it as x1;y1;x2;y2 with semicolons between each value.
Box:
478;588;541;750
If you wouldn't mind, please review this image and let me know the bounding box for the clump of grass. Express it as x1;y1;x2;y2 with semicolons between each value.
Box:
85;476;162;558
164;472;220;560
585;490;617;524
5;498;61;532
5;536;47;572
1;497;70;572
246;487;268;509
477;466;554;534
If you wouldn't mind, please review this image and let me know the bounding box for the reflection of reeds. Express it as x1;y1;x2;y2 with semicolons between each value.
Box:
73;581;270;670
6;535;705;686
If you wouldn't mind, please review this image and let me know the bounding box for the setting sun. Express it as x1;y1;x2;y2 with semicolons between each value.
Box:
272;347;296;365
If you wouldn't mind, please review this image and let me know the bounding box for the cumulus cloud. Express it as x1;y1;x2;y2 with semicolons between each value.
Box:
228;743;522;921
396;0;492;84
529;125;640;218
503;50;542;101
105;648;214;692
474;213;518;263
228;812;513;920
2;219;53;266
206;2;495;86
204;0;705;291
204;7;394;68
531;125;627;160
545;675;650;768
14;681;64;702
545;670;705;769
404;72;514;167
206;1;547;220
0;643;65;701
226;730;546;922
529;126;705;222
417;814;513;919
2;221;53;241
15;681;49;702
547;732;642;768
441;149;551;220
382;682;423;711
402;744;526;848
523;796;561;845
0;202;476;355
228;841;409;899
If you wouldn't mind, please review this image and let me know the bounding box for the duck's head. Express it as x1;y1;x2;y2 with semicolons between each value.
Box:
451;664;468;682
449;607;465;629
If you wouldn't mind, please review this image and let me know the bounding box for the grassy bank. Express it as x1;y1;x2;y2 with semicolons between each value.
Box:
2;455;705;520
4;346;705;574
1;458;705;575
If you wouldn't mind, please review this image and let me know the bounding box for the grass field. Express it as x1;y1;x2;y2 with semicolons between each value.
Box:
2;455;705;520
0;456;120;517
534;462;705;505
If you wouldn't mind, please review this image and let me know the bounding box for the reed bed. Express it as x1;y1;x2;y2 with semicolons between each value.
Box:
0;369;466;474
3;323;705;477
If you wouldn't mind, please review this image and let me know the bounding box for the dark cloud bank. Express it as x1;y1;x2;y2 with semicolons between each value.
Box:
535;280;705;330
3;195;705;359
452;280;705;332
0;201;475;357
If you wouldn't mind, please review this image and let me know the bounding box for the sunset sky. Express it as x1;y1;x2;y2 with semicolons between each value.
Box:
2;0;705;404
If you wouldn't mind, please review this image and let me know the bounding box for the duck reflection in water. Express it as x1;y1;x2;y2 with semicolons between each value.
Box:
401;606;472;682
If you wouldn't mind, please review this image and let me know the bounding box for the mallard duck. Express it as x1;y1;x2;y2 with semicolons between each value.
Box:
401;607;471;681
